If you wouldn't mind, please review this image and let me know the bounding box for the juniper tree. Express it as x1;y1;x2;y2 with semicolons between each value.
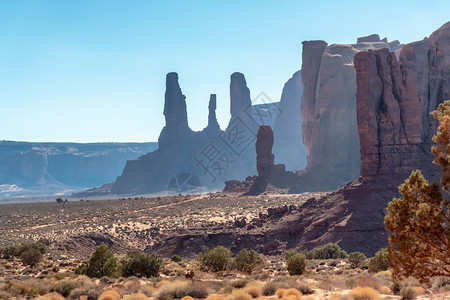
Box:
384;100;450;283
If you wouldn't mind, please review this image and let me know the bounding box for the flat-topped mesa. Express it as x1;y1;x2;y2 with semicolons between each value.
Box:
256;126;275;177
230;72;252;121
158;72;192;148
357;34;381;43
355;21;450;179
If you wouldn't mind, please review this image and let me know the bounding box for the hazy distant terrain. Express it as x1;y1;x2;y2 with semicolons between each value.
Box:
0;141;157;199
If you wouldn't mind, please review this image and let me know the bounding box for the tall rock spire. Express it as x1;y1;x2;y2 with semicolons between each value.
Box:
163;72;188;129
158;72;192;148
230;72;251;121
206;94;220;134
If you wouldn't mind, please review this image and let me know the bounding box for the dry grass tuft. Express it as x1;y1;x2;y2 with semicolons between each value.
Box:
282;288;302;300
123;292;149;300
155;280;171;289
98;289;120;300
39;292;65;300
232;290;252;300
181;296;195;300
244;285;262;298
275;288;286;298
206;294;228;300
355;275;381;289
412;286;425;295
348;286;381;300
378;285;392;295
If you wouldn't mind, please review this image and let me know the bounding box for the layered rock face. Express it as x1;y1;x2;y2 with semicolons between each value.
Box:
273;71;306;171
299;36;403;189
355;22;450;179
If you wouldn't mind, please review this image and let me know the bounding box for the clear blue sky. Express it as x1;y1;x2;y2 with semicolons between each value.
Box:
1;0;449;142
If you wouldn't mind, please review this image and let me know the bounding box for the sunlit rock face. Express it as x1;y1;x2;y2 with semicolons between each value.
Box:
298;35;404;190
355;21;450;179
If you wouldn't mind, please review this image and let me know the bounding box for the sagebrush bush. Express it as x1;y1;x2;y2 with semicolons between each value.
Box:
53;278;83;297
198;246;231;272
368;248;389;273
156;281;209;300
262;282;278;296
121;250;162;278
355;275;381;290
400;287;417;299
348;252;367;269
348;286;381;300
69;287;102;300
244;285;262;298
234;249;264;274
286;253;306;275
307;243;348;259
1;279;52;298
431;276;450;291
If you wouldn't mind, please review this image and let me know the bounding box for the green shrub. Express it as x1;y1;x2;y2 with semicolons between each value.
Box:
171;254;182;262
285;249;297;260
368;248;389;273
1;245;17;259
1;242;47;260
198;246;231;272
348;252;367;268
307;243;348;259
79;244;121;278
234;249;264;273
20;248;43;267
121;250;162;278
286;253;306;275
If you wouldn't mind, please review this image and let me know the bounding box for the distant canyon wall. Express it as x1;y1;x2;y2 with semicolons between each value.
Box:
0;142;157;190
